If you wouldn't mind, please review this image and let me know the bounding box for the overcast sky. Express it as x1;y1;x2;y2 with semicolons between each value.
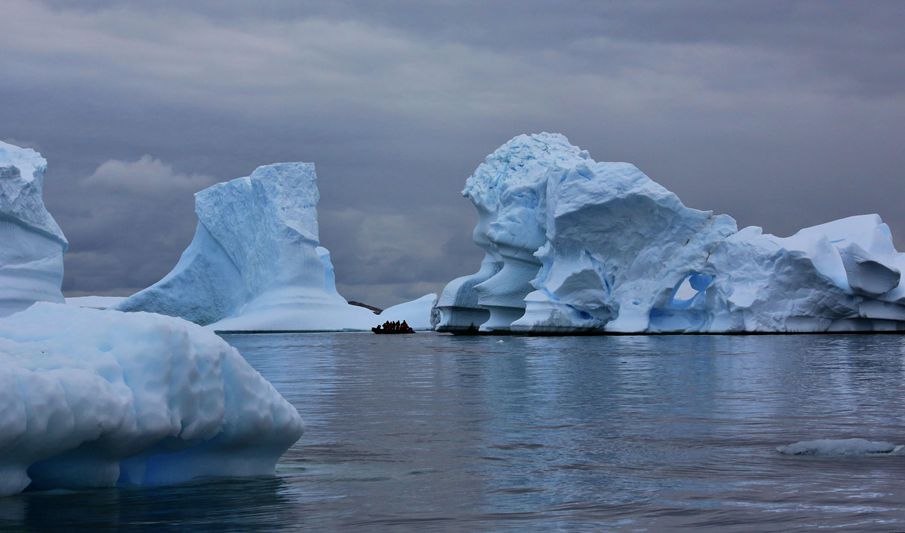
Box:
3;1;904;307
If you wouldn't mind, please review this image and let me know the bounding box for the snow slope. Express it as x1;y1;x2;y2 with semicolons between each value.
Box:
66;296;126;309
0;141;67;317
379;293;437;330
438;133;905;333
118;162;378;331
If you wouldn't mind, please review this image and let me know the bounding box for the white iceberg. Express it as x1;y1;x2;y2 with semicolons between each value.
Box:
118;162;378;332
0;303;303;496
378;293;438;330
514;160;737;333
777;438;904;456
438;133;905;333
0;141;302;496
435;133;588;332
0;141;67;318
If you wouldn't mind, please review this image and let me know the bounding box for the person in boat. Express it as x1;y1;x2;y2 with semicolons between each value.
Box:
372;319;414;334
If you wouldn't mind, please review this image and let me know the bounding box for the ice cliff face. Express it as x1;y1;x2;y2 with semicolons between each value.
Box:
697;215;905;332
438;133;905;333
512;161;738;333
435;133;588;332
118;162;377;331
0;141;68;317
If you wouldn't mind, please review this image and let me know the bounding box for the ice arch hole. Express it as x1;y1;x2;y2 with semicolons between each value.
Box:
670;272;713;308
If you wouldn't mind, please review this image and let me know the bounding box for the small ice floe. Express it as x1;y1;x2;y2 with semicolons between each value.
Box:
777;438;905;456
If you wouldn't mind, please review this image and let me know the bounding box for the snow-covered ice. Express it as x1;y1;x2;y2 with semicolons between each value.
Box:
379;293;437;330
66;295;126;309
0;303;303;496
777;438;904;456
118;162;379;331
437;133;905;333
0;141;67;317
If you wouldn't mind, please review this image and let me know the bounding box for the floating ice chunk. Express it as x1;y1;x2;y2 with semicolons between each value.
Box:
0;303;303;496
777;438;904;456
437;133;905;333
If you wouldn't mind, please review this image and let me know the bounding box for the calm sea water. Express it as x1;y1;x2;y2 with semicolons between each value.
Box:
3;333;905;531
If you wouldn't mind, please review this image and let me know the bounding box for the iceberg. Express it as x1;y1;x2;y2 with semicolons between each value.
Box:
378;293;438;330
436;133;588;332
438;133;905;333
0;141;67;317
0;303;302;496
777;438;904;456
514;161;737;333
0;141;302;496
118;162;378;332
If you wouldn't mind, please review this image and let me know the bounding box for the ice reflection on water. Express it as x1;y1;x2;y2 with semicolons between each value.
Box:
2;333;905;531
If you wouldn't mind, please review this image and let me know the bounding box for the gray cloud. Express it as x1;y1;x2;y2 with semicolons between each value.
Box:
2;0;903;306
55;156;215;296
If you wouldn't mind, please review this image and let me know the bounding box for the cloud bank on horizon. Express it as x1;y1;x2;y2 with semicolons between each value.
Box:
2;0;903;307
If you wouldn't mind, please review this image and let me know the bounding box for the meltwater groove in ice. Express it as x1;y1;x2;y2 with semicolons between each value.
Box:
437;133;905;333
0;141;68;318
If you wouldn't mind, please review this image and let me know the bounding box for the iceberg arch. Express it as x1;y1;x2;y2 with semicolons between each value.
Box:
437;133;905;333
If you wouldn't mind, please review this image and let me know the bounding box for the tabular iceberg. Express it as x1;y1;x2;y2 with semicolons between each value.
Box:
437;133;905;333
0;141;302;496
118;162;378;331
0;141;68;317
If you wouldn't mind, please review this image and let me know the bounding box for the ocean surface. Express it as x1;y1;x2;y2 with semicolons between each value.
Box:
3;332;905;531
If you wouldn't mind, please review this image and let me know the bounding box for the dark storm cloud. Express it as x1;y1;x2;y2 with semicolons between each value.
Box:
2;0;904;306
